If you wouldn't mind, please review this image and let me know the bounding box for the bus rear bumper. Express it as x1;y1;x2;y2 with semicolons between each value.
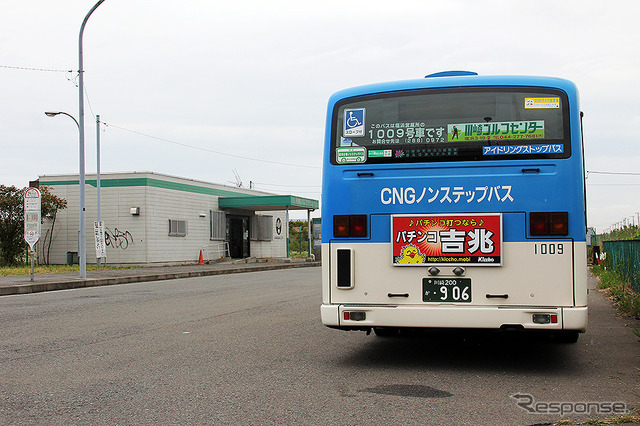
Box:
321;304;587;332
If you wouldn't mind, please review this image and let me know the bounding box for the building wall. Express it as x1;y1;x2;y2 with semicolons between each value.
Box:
100;185;147;264
40;183;76;265
144;184;217;264
250;211;287;258
38;172;297;265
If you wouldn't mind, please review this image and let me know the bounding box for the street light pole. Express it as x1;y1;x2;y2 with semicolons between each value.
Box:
77;0;106;278
45;111;80;269
96;114;101;266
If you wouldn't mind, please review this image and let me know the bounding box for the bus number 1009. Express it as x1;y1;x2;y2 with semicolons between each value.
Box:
534;243;564;255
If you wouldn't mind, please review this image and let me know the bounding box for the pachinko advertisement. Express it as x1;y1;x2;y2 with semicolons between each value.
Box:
392;214;502;266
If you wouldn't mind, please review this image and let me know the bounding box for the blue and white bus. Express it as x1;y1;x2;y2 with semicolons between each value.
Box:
321;72;587;342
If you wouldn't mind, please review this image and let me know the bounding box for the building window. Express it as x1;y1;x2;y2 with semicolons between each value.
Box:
169;219;187;237
251;215;273;241
210;210;226;240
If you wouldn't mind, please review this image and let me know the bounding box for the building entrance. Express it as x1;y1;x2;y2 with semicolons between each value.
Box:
228;216;250;258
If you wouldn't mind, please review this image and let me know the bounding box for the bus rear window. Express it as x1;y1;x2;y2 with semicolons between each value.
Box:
331;88;570;165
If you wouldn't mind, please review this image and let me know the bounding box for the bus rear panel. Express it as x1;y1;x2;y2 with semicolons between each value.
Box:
321;73;587;341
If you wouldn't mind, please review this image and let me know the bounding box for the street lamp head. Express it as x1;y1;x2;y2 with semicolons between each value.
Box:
44;111;80;128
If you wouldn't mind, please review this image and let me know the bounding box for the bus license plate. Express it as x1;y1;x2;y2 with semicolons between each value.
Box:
423;278;472;303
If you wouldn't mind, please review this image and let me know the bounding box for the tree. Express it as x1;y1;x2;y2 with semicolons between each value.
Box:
288;220;309;254
40;186;68;265
0;185;67;266
0;186;25;266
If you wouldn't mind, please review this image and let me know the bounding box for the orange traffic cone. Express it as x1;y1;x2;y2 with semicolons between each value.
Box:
198;250;204;265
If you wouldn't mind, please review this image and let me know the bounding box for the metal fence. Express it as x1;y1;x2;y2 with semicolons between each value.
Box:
602;240;640;293
202;242;230;262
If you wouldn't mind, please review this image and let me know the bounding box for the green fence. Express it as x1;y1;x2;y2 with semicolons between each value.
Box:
602;240;640;293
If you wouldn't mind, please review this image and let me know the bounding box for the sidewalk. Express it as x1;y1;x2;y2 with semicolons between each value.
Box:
0;258;321;296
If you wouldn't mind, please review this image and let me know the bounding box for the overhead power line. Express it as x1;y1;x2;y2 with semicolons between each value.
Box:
253;182;321;188
586;170;640;177
587;183;640;187
4;63;313;170
0;64;73;73
4;63;318;170
102;122;320;169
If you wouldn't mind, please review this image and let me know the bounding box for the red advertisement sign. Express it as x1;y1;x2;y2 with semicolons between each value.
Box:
392;214;502;266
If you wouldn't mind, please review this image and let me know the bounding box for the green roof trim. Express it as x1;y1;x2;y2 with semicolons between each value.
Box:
40;177;318;210
41;177;247;197
219;195;318;211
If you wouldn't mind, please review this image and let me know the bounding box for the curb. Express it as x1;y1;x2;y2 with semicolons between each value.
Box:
0;261;321;296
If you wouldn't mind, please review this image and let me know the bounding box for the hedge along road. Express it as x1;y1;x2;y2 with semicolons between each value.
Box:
0;267;637;425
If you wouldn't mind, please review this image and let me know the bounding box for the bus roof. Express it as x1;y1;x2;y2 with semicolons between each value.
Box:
328;74;578;105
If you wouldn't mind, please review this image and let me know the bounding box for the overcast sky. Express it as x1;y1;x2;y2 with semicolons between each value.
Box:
2;0;639;228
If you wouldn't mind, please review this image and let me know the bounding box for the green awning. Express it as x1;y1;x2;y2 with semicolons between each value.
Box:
218;195;318;211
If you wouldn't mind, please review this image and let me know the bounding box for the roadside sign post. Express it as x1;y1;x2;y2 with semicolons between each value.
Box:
94;220;106;262
24;188;42;282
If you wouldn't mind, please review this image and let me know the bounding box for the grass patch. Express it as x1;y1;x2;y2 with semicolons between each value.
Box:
591;265;640;319
289;251;310;259
0;264;141;277
554;411;640;425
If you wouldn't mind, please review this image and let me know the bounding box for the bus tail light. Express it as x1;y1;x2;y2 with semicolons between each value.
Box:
550;212;569;235
333;215;367;238
530;212;569;236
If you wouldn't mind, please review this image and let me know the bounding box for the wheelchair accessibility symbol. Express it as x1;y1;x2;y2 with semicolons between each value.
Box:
343;108;365;137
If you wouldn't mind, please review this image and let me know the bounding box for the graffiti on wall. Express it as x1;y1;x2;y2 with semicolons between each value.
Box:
105;228;134;250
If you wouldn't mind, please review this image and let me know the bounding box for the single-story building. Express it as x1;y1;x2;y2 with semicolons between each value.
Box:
36;171;318;265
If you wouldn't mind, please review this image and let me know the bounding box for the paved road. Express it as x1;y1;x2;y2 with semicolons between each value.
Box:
0;259;319;296
0;268;637;425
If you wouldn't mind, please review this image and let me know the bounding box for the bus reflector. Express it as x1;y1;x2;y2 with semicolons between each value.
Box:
336;248;353;287
532;314;558;324
333;215;367;237
530;212;568;236
344;311;366;321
